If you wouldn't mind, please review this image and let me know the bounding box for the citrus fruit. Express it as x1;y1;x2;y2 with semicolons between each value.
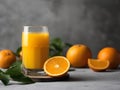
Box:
88;59;109;72
97;47;119;69
66;44;92;68
0;49;16;69
19;51;22;60
44;56;70;77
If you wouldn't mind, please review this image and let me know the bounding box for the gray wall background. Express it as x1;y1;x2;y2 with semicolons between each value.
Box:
0;0;120;57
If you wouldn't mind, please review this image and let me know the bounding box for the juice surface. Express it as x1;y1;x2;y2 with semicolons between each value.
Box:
22;32;49;69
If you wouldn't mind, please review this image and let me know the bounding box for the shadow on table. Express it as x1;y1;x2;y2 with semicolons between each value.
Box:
68;67;120;82
3;67;120;85
68;75;95;82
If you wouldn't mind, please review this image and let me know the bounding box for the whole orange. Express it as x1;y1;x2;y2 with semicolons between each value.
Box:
0;49;16;69
66;44;92;68
97;47;119;69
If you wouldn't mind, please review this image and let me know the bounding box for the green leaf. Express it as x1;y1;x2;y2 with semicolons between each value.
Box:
15;46;22;57
49;38;64;56
0;70;10;85
50;38;65;51
49;37;72;57
5;61;34;84
6;61;22;76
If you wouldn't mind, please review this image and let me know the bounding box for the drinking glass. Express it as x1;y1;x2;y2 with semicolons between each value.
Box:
22;26;49;76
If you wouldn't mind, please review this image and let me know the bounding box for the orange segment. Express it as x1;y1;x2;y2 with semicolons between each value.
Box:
44;56;70;77
88;59;110;72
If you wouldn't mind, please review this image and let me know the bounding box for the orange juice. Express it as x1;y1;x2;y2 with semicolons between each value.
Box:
22;32;49;69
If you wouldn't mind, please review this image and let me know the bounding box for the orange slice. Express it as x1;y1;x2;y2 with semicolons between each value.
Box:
44;56;70;77
88;59;110;72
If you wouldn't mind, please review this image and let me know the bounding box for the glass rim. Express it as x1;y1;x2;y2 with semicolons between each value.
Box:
23;25;48;32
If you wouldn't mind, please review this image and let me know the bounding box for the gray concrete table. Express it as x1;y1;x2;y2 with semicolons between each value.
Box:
0;68;120;90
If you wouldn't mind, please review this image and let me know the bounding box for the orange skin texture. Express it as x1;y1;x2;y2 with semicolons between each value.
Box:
0;49;16;69
97;47;119;69
66;44;92;68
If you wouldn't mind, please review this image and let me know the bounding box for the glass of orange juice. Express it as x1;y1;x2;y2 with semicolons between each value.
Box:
22;26;49;76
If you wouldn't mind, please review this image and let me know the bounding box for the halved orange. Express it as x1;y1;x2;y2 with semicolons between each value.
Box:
44;56;70;77
88;59;110;72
